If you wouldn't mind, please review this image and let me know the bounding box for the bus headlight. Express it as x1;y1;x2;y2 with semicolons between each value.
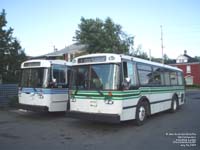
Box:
38;93;44;99
37;89;44;99
104;99;114;105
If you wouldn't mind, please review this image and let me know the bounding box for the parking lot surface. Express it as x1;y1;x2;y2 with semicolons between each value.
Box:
0;90;199;150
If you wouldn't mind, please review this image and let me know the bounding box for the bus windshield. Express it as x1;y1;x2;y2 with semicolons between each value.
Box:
71;64;120;90
20;68;49;88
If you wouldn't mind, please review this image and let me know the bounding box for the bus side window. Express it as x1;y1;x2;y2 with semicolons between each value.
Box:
66;68;71;88
122;61;137;90
170;71;178;85
123;62;128;78
163;69;170;86
151;67;165;86
52;65;68;88
177;72;184;85
137;63;152;86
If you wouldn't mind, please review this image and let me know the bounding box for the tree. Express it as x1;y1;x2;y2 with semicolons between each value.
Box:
194;56;200;62
0;9;27;83
74;17;134;54
163;54;176;64
151;53;175;64
130;45;149;60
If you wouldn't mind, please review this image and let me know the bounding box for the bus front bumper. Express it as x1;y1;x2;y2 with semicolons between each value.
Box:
17;104;49;112
66;111;120;123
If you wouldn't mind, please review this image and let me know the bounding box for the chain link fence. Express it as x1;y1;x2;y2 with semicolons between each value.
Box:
0;84;18;107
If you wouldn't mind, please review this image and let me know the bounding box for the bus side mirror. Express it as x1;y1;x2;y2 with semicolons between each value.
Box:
123;77;131;90
49;78;57;88
125;77;131;84
52;78;57;83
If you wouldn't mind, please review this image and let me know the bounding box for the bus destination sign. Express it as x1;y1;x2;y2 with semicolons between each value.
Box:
78;56;106;63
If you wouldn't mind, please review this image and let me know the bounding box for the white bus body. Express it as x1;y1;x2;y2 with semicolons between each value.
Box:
68;53;185;125
18;59;72;112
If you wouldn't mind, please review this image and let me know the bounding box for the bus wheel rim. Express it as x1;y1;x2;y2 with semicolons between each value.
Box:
173;100;177;110
139;106;146;121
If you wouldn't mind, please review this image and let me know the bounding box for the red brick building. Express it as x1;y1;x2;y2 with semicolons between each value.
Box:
170;50;200;85
171;62;200;85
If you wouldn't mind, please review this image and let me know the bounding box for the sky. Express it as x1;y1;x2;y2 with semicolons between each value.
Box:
1;0;200;59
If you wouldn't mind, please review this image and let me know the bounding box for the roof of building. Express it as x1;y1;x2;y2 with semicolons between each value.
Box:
183;54;198;63
176;50;199;63
33;43;87;59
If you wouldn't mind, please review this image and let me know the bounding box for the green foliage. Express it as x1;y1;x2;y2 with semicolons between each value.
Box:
0;9;27;83
150;53;175;64
151;57;162;63
130;45;149;60
74;17;134;54
194;56;200;62
163;54;176;64
129;45;149;60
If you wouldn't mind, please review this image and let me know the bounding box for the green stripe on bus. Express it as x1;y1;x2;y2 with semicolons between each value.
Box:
72;86;184;101
72;87;184;96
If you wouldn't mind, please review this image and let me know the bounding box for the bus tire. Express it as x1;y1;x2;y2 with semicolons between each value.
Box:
170;96;178;113
135;101;148;126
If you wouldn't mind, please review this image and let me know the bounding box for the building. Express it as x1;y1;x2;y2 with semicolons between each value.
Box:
176;50;198;63
170;50;200;85
33;43;87;61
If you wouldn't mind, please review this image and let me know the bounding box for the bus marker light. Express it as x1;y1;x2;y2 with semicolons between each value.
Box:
108;56;115;61
108;91;112;97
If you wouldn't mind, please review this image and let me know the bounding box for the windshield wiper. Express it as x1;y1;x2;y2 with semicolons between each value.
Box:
92;83;103;96
74;85;79;94
96;87;103;96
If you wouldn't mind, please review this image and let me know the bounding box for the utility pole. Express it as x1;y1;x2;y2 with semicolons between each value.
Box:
53;45;57;52
149;49;152;61
160;25;164;64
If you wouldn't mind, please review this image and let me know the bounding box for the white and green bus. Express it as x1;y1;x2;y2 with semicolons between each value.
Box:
68;53;185;125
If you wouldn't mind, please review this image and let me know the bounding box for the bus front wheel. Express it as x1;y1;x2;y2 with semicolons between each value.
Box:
135;101;148;126
170;96;179;113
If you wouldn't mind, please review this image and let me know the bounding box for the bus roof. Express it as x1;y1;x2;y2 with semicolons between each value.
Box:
21;59;72;68
73;53;182;72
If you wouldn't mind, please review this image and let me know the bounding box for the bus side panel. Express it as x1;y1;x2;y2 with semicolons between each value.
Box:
48;89;68;112
149;87;185;114
149;92;172;114
121;99;138;121
120;91;148;121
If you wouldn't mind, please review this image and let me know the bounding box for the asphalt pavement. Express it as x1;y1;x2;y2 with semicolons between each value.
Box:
0;90;199;150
